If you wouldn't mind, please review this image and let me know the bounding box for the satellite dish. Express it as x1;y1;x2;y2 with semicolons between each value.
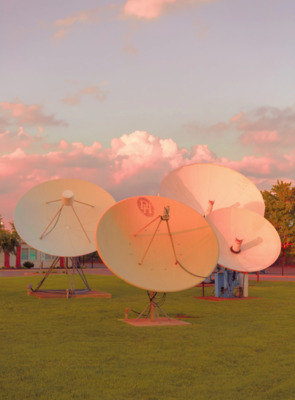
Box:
159;163;265;216
14;178;115;257
95;195;219;293
206;207;281;273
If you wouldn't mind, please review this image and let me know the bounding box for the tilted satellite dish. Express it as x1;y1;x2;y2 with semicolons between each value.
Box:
206;207;281;273
96;195;219;325
95;195;219;293
14;178;115;257
14;178;115;298
159;163;265;217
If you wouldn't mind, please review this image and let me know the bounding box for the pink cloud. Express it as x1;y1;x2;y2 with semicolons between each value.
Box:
184;121;229;135
109;131;189;183
52;6;113;39
0;131;188;223
54;10;92;28
231;112;244;122
232;106;295;148
53;29;68;40
71;141;103;156
240;130;279;145
249;174;295;194
190;144;218;163
0;101;66;127
0;127;42;154
1;129;295;225
57;139;69;150
223;155;276;175
123;0;176;19
53;9;98;39
123;0;213;19
62;86;107;105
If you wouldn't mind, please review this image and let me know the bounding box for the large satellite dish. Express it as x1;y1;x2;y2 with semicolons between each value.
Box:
14;179;115;298
159;163;265;216
14;178;115;257
95;195;219;293
206;207;281;273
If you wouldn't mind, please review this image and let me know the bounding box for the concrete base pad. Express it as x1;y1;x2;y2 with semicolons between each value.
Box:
29;290;112;299
120;317;191;326
194;296;259;301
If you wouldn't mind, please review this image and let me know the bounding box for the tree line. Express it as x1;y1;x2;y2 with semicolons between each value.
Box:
262;180;295;272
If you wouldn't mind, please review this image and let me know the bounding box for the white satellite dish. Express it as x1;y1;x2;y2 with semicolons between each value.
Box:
14;178;115;298
206;207;281;273
95;195;219;293
159;163;265;217
96;195;219;325
14;178;115;257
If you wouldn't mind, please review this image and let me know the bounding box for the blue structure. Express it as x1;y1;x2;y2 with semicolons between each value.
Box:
214;268;242;298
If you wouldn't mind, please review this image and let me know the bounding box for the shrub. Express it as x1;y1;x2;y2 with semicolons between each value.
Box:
23;261;34;269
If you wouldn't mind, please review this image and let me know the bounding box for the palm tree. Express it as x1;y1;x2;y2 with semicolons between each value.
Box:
9;222;21;254
0;218;21;267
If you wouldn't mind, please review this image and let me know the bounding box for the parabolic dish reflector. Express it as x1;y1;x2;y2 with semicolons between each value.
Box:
14;179;115;257
159;163;265;216
206;207;281;272
95;196;219;292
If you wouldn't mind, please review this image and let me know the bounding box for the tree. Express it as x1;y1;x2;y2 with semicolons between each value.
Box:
0;217;21;265
0;229;13;253
262;181;295;274
9;222;21;255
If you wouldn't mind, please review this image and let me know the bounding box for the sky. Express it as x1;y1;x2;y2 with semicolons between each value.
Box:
1;0;295;225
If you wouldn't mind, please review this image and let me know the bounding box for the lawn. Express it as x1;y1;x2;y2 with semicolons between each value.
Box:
0;274;295;400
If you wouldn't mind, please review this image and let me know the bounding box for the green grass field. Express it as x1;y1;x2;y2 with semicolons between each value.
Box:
0;275;295;400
